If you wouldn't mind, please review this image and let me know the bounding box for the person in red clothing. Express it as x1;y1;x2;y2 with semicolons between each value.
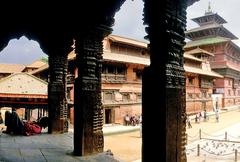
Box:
24;116;48;136
3;110;48;136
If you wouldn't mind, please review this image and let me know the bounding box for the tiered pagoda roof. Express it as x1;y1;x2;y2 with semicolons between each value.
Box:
186;5;238;41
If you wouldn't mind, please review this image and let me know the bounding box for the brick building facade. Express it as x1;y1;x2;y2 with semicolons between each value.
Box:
185;7;240;110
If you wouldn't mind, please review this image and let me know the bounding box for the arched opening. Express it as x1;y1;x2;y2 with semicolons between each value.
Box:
4;0;240;161
0;36;47;64
0;36;49;131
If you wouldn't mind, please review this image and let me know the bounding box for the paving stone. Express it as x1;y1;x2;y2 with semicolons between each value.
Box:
0;148;24;162
0;142;20;148
23;156;46;162
0;125;139;162
40;148;72;156
20;149;43;156
44;155;79;162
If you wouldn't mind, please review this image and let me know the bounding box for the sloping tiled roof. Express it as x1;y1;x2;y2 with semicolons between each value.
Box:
29;64;49;75
108;35;148;48
55;50;150;66
186;24;221;33
0;64;25;73
184;53;203;62
0;73;47;95
186;24;238;40
30;51;77;75
103;51;150;65
185;37;230;48
26;60;46;68
192;13;227;25
184;65;223;78
185;47;214;56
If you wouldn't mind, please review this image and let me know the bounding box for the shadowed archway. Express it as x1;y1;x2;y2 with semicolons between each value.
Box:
0;0;200;161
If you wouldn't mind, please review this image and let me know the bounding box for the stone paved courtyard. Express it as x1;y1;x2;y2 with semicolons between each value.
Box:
187;108;240;161
0;132;122;162
0;125;141;162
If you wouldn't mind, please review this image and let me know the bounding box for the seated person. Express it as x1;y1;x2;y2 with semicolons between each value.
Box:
4;110;49;136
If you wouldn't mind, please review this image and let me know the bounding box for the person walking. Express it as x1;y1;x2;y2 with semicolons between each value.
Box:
0;112;3;133
0;112;3;124
186;115;192;128
124;114;130;126
139;114;142;137
215;109;219;122
203;110;208;121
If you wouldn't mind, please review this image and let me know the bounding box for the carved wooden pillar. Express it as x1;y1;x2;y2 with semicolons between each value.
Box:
48;53;68;134
73;25;111;156
142;0;187;161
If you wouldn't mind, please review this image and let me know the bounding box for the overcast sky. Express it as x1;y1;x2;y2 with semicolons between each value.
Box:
0;0;240;64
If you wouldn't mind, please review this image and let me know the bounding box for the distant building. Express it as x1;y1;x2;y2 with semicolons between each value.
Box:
184;48;223;114
0;73;48;121
185;7;240;110
26;34;224;123
0;63;25;79
66;35;150;124
22;59;47;73
0;34;224;123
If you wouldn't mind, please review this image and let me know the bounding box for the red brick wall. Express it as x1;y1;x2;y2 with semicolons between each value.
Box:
114;105;142;124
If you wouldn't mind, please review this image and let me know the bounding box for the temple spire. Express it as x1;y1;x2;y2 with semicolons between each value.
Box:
205;1;213;15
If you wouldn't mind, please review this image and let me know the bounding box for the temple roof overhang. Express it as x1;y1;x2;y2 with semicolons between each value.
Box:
184;37;230;48
185;47;214;56
184;65;223;78
212;63;240;73
184;53;203;62
29;64;49;75
107;35;148;49
185;24;238;40
103;51;150;65
192;13;227;26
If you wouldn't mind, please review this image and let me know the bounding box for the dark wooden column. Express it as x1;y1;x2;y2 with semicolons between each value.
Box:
48;53;68;134
142;0;188;161
74;25;111;156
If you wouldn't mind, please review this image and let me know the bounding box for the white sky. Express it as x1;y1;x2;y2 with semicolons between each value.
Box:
0;0;240;64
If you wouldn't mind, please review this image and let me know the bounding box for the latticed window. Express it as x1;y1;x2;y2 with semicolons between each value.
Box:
122;93;130;102
188;77;194;85
102;63;126;81
133;69;143;81
103;91;114;102
188;93;193;99
136;93;142;102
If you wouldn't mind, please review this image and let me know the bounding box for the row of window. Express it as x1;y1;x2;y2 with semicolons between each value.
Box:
102;63;143;81
187;92;211;99
102;91;142;103
226;89;240;96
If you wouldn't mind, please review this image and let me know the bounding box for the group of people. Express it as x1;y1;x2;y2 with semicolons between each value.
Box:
1;110;48;136
194;110;208;123
124;114;142;126
186;108;220;128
